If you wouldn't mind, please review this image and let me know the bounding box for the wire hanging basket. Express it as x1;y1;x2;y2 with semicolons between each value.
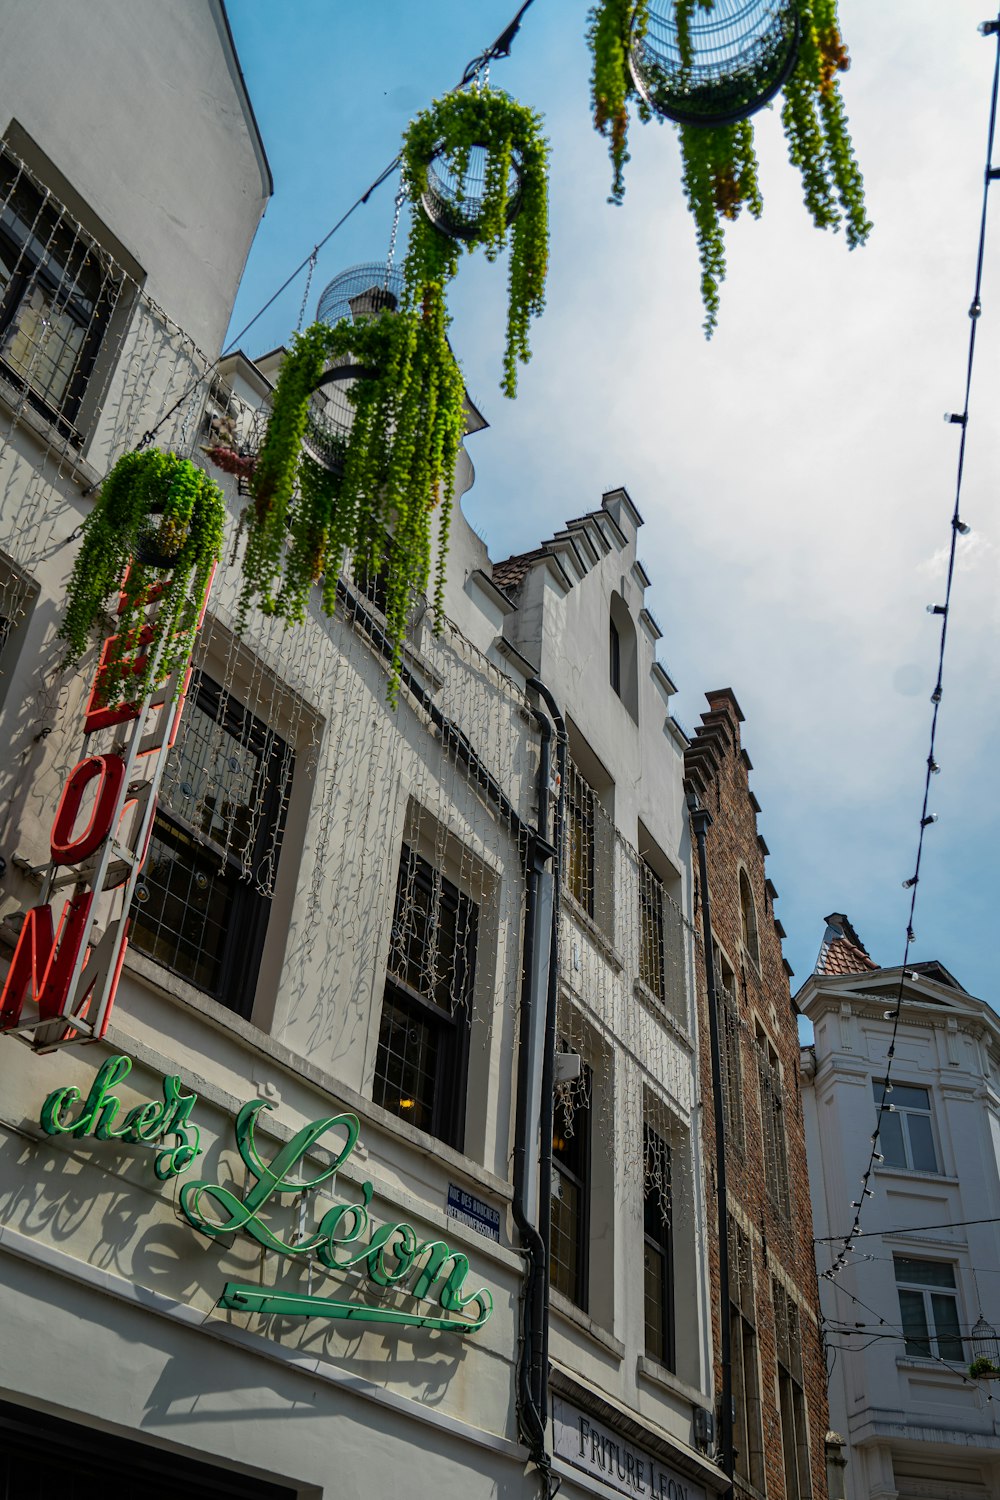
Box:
421;141;523;242
630;0;800;128
309;262;399;473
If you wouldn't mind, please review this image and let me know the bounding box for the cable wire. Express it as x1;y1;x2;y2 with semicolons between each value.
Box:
824;10;1000;1282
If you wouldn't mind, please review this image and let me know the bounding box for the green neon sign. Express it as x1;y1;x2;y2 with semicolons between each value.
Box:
40;1053;201;1179
180;1099;493;1333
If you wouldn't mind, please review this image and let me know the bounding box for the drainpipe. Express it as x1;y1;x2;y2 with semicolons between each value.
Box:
512;701;555;1484
528;677;567;1430
688;794;734;1500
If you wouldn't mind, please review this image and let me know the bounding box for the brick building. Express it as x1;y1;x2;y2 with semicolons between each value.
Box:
685;690;830;1500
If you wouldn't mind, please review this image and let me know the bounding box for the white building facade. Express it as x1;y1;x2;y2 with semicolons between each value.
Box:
799;916;1000;1500
0;6;724;1499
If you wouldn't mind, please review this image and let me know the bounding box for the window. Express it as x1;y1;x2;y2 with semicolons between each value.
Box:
373;844;478;1149
638;858;666;1002
565;758;596;917
773;1281;812;1500
643;1123;674;1368
739;869;759;968
129;674;293;1017
874;1080;938;1172
895;1257;964;1361
716;957;745;1155
729;1217;765;1494
551;1058;591;1308
608;591;638;720
0;148;123;432
609;616;621;696
756;1027;790;1217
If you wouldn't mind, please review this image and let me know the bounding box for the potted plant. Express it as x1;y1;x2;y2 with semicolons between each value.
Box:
402;85;549;397
969;1356;1000;1379
59;449;224;705
236;306;466;701
586;0;870;333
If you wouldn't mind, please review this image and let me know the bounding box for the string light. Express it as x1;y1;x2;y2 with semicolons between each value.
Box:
824;13;1000;1284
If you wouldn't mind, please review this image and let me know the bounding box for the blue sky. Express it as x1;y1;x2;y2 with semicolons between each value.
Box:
225;1;1000;1007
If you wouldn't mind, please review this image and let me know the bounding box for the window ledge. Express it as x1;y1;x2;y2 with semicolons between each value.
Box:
874;1165;958;1187
895;1356;965;1376
117;948;515;1204
633;979;693;1050
636;1355;707;1409
550;1289;625;1360
561;892;623;972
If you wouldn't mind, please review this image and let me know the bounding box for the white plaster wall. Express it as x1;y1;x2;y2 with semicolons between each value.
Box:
0;0;269;357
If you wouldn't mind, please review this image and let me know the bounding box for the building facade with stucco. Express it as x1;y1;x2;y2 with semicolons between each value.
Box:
800;916;1000;1500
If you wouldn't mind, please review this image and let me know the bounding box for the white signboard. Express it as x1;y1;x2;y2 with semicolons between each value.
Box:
552;1396;708;1500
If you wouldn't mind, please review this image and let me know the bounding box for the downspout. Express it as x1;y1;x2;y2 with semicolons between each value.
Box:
528;677;568;1430
688;795;735;1500
512;700;555;1482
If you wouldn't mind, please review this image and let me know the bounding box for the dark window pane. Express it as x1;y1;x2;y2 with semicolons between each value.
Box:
908;1112;938;1172
898;1289;932;1357
896;1258;956;1289
644;1243;666;1362
130;821;231;993
372;992;439;1133
878;1107;907;1168
931;1292;964;1361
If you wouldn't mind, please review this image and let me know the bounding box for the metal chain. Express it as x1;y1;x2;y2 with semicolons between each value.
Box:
296;250;318;332
384;185;406;285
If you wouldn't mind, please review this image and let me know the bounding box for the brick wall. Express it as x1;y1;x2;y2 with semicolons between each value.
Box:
685;689;829;1500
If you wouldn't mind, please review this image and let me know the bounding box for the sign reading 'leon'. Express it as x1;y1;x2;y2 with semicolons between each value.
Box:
0;564;212;1050
552;1397;707;1500
180;1099;494;1333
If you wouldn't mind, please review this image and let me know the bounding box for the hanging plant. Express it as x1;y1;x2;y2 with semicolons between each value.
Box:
59;449;224;705
236;307;465;700
586;0;870;333
401;86;549;397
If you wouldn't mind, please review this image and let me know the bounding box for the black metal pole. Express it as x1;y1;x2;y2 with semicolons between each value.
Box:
688;796;734;1500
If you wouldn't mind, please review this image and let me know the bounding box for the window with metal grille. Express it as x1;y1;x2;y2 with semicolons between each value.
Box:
643;1122;674;1368
729;1217;765;1494
894;1257;964;1361
609;615;621;696
565;759;596;917
129;673;293;1017
373;844;478;1149
550;1058;591;1308
717;973;746;1156
773;1280;812;1499
0;148;123;433
756;1027;790;1218
873;1079;939;1173
638;858;666;1002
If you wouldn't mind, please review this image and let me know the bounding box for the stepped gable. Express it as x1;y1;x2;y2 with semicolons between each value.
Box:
490;488;641;597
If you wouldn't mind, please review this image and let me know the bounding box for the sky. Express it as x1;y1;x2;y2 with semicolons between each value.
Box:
224;1;1000;1009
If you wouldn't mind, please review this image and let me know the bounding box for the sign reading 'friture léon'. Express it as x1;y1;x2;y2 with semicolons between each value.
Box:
552;1397;707;1500
36;1055;493;1335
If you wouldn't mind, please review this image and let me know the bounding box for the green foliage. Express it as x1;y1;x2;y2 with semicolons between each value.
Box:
59;450;224;707
586;0;870;333
587;0;650;204
679;119;762;336
969;1356;1000;1379
402;86;549;397
237;311;466;701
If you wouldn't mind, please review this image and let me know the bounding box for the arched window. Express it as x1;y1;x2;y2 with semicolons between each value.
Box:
739;869;759;969
609;591;638;722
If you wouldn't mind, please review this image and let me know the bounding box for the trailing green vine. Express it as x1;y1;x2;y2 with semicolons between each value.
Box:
402;86;549;397
59;449;224;706
236;308;465;701
585;0;871;332
679;118;762;335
